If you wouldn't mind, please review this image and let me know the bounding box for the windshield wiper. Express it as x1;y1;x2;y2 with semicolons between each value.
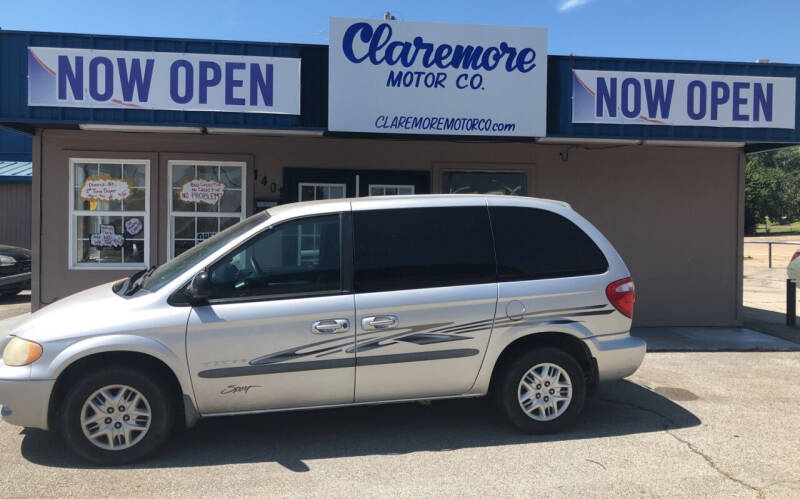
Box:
114;268;147;295
125;266;157;296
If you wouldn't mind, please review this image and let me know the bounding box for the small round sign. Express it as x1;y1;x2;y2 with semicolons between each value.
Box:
125;217;143;236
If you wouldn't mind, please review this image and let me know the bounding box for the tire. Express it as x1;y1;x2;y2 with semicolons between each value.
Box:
496;347;586;434
59;366;175;464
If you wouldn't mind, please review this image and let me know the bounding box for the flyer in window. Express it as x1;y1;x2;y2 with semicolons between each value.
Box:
90;224;125;248
79;174;132;202
179;178;226;205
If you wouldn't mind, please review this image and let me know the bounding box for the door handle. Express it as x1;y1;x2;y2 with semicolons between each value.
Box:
361;315;398;331
311;319;350;334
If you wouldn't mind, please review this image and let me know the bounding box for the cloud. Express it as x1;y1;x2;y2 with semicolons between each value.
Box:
557;0;593;12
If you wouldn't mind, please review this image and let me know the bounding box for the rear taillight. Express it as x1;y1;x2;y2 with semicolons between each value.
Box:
792;251;800;262
606;277;635;318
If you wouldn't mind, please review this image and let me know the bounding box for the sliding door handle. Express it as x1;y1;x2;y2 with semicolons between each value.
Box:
361;315;398;331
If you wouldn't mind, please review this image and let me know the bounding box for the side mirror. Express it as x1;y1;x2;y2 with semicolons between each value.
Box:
186;271;211;304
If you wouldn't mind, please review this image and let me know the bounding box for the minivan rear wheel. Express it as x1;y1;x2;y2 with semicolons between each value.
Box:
59;367;174;464
497;348;586;433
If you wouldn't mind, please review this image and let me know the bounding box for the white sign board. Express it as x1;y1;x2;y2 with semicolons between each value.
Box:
28;47;301;114
572;69;796;128
329;18;548;136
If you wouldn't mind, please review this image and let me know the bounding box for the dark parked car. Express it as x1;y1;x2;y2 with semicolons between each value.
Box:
0;245;31;296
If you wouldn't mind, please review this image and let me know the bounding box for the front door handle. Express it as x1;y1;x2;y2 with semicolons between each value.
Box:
311;319;349;334
361;315;398;331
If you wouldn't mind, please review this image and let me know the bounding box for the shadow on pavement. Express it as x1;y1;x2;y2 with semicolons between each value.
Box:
743;306;800;345
0;291;30;305
19;379;700;471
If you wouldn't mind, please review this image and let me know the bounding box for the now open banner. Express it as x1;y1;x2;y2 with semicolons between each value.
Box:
27;47;301;114
572;69;796;129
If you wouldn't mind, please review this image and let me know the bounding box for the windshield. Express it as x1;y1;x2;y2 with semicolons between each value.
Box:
140;211;271;292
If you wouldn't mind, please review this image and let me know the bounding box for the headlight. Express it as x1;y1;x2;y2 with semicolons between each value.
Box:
0;255;16;267
2;337;43;366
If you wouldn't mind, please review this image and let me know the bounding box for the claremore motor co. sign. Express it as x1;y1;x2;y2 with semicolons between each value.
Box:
329;18;548;137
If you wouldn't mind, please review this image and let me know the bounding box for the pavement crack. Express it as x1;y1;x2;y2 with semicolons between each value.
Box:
663;430;757;492
585;458;607;470
598;395;760;493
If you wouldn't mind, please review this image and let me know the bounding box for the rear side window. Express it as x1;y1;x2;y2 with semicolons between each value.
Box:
489;206;608;281
354;207;495;293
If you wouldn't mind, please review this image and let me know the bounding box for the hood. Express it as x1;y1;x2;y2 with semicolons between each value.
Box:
0;245;31;260
9;281;158;343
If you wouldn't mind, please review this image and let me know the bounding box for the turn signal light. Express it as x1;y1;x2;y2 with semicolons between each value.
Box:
791;251;800;262
606;277;635;318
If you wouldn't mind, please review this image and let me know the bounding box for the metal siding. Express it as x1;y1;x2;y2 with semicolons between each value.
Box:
0;183;32;248
0;129;32;161
0;30;326;130
547;55;800;143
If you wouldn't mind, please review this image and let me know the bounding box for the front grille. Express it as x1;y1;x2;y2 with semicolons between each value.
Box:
20;260;31;273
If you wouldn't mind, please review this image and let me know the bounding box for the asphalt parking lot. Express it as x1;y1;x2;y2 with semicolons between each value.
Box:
1;351;798;498
0;290;30;321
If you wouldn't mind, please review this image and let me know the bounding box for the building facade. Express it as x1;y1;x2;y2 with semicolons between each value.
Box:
1;21;798;326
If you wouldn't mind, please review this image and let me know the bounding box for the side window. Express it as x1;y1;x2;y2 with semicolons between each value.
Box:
354;207;495;293
208;214;341;300
489;207;608;281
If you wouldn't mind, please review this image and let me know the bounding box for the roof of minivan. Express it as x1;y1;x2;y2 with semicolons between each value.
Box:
266;194;570;217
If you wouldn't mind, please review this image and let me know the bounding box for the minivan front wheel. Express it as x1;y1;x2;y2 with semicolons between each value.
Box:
497;348;586;433
59;367;174;464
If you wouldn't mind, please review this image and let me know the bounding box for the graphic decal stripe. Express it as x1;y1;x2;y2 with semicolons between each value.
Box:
200;304;613;378
250;336;355;365
356;349;480;366
397;333;471;345
199;358;355;378
198;349;479;378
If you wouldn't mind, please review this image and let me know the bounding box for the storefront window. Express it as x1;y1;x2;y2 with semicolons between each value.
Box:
368;184;415;196
69;159;149;269
441;171;527;196
299;182;346;201
169;161;246;258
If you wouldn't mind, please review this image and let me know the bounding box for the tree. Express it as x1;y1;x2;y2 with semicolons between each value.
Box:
745;146;800;234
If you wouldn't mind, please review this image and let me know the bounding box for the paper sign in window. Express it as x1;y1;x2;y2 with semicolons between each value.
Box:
90;224;125;248
80;174;132;201
179;179;226;205
125;218;143;236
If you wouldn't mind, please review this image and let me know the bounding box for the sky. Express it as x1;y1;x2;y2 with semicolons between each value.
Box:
1;0;798;64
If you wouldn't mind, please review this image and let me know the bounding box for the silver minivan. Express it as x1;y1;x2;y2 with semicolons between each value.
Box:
0;195;645;463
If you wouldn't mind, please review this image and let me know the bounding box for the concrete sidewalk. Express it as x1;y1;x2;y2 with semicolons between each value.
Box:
632;326;800;351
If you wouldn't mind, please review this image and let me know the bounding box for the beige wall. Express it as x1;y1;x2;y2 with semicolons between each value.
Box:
32;129;744;326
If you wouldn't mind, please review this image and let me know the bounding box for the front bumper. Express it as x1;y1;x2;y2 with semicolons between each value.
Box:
0;378;55;430
0;272;31;289
583;333;646;382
